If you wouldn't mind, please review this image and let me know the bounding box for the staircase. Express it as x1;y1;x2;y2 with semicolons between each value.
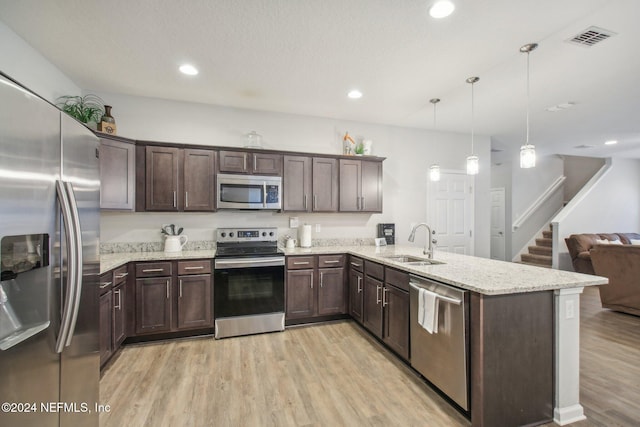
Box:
520;229;552;268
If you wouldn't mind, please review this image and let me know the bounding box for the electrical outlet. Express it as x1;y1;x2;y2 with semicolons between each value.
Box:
565;300;575;319
315;224;321;233
289;217;299;228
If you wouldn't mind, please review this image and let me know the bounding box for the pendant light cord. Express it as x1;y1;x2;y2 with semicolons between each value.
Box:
526;51;530;145
471;81;475;155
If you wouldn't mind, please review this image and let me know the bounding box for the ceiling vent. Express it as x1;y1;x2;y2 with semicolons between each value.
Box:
574;144;595;149
567;26;616;47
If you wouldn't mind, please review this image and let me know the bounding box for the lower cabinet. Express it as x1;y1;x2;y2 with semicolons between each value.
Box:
99;264;129;368
134;259;213;336
361;260;410;361
286;254;347;323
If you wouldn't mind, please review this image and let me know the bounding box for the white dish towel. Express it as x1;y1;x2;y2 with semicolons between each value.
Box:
418;288;440;334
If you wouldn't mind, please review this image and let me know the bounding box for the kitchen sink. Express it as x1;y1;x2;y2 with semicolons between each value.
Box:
383;255;445;265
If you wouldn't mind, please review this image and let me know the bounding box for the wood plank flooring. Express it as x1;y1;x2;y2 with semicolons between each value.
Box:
100;285;640;427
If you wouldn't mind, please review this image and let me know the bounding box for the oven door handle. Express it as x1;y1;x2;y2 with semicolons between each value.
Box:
215;257;285;269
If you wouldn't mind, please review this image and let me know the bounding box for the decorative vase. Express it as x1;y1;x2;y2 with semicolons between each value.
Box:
98;105;117;135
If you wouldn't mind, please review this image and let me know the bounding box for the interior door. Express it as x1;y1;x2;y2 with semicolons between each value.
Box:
428;171;474;255
490;188;506;260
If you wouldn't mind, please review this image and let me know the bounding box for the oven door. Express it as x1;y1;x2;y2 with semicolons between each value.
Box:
213;257;285;318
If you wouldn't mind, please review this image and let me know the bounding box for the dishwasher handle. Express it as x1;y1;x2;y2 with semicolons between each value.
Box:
409;282;462;305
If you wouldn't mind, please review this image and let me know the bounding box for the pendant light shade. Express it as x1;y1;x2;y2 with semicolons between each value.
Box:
520;43;538;169
429;98;441;182
429;164;441;181
466;77;479;175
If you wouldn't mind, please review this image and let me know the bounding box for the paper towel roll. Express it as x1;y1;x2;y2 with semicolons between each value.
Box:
300;225;312;248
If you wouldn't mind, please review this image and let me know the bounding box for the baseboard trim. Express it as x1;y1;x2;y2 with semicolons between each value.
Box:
554;404;586;425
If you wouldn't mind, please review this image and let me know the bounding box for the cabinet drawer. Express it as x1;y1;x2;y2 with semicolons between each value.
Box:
385;267;409;292
318;254;345;268
286;256;317;270
113;265;129;285
135;262;172;278
349;256;364;272
178;259;212;275
364;260;384;281
99;271;113;295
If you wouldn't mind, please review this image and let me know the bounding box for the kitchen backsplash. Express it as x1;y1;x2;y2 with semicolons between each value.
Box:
99;237;377;254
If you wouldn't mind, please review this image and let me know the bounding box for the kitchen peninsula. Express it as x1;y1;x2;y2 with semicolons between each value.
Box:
101;244;606;427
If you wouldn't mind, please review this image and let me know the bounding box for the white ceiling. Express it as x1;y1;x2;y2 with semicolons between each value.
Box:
1;0;639;160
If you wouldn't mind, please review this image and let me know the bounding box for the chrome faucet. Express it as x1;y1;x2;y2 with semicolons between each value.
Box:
408;223;436;259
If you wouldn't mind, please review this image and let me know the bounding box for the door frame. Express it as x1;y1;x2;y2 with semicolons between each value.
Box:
490;187;506;261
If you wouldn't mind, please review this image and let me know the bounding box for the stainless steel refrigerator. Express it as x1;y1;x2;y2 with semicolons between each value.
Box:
0;72;100;427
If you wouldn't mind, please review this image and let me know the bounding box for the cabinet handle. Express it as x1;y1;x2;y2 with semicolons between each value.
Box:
323;260;340;264
114;289;121;310
142;268;164;273
357;276;362;293
382;287;388;307
185;191;189;208
243;154;247;171
310;272;313;289
173;191;177;208
293;261;310;265
99;281;112;289
253;154;257;172
184;266;204;270
166;280;170;299
115;272;128;278
376;285;381;304
179;279;183;298
350;262;362;268
304;194;307;210
320;272;324;288
313;194;317;210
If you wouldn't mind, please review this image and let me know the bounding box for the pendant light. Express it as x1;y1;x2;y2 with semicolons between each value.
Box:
520;43;538;168
429;98;441;182
466;77;479;175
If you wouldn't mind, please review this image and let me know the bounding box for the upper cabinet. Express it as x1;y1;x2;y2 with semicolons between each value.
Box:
137;144;216;212
99;136;135;210
339;159;383;212
282;156;338;212
219;150;282;175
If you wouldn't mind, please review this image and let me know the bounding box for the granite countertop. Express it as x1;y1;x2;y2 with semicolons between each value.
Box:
100;245;607;295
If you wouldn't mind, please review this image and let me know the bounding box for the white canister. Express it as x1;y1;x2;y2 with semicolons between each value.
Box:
300;225;312;248
165;235;188;253
362;139;373;155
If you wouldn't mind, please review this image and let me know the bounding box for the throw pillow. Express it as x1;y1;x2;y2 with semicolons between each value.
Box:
594;239;610;244
609;240;623;245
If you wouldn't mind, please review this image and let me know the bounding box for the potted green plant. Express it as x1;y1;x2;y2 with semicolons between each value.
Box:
55;94;105;126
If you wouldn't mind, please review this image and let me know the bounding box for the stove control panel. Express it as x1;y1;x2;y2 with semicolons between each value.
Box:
216;227;278;243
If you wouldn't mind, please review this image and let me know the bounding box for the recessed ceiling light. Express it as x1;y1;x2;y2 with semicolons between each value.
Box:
347;90;363;99
179;64;199;76
429;1;455;19
604;140;618;145
545;102;575;112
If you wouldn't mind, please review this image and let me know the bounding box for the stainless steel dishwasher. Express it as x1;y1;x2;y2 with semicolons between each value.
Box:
409;275;469;411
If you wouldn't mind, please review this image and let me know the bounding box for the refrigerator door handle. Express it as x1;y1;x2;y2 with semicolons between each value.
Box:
55;180;78;353
64;181;84;347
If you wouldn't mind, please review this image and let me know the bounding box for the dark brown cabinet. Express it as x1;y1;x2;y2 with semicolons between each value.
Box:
99;265;129;368
348;256;364;323
133;260;213;336
360;260;410;361
139;145;215;212
99;286;113;366
219;150;282;175
99;136;135;210
339;159;383;212
283;156;338;212
177;260;213;329
285;255;346;323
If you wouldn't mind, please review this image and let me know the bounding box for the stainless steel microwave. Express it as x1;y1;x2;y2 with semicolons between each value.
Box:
216;173;282;210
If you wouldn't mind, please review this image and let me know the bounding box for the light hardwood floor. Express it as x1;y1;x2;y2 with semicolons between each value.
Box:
100;286;640;427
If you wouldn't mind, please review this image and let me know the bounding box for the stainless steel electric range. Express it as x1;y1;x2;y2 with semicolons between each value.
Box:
213;227;285;339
